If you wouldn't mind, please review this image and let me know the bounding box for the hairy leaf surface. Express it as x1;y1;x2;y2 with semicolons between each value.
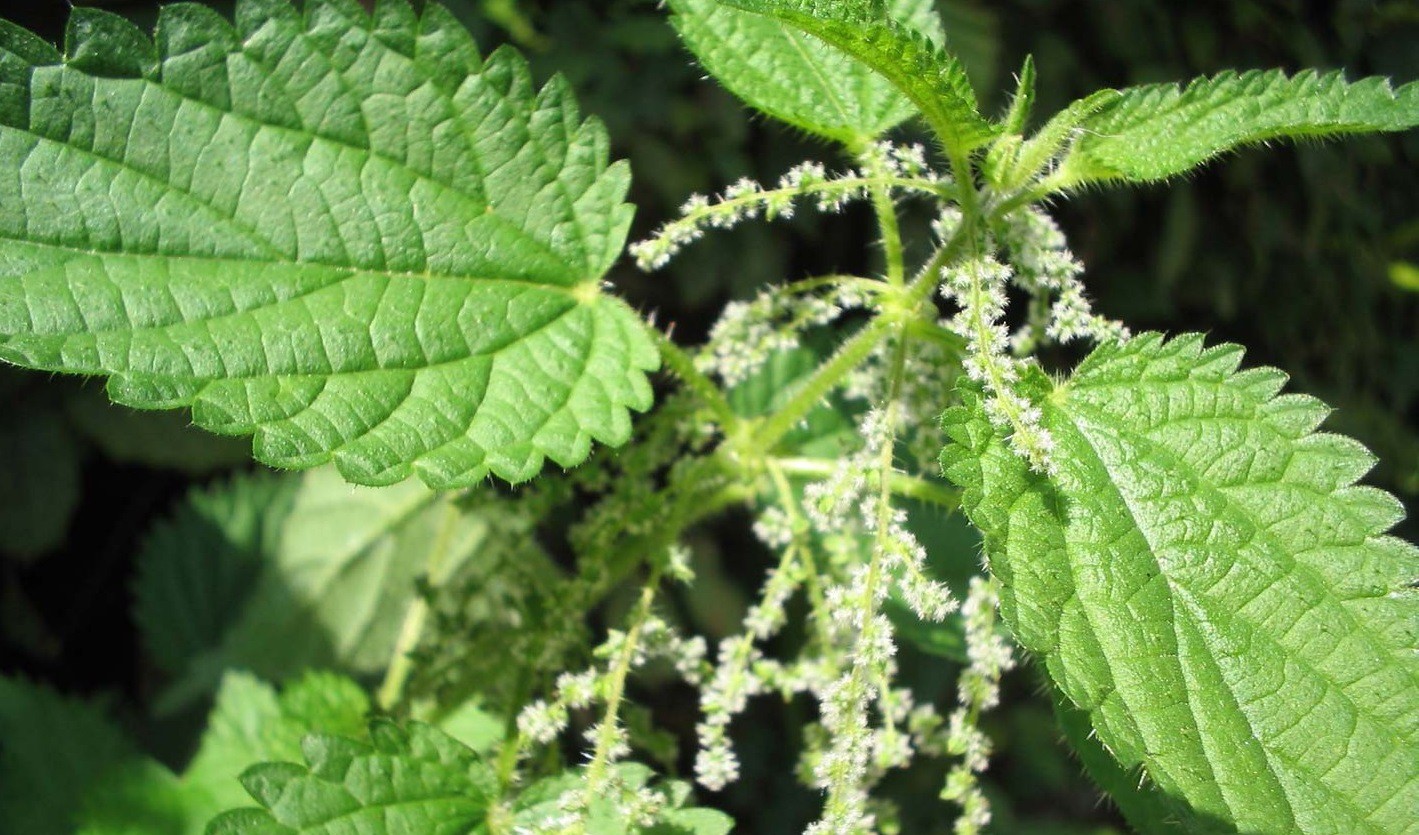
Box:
941;333;1419;834
704;0;993;153
668;0;943;144
1056;70;1419;185
0;0;656;487
135;468;493;709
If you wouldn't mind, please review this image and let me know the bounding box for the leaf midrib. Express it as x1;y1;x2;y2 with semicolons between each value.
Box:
1057;405;1297;828
0;238;590;294
1;256;588;379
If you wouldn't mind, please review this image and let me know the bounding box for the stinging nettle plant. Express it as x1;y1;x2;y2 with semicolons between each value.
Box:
0;0;1415;833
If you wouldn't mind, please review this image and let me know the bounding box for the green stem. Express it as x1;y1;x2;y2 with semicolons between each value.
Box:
650;325;739;431
824;326;911;822
747;317;893;455
766;461;832;646
781;273;888;298
869;183;906;286
378;498;461;712
903;317;968;354
586;570;661;791
772;457;961;510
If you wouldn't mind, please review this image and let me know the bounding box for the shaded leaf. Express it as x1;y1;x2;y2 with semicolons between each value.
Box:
0;676;136;835
134;467;498;708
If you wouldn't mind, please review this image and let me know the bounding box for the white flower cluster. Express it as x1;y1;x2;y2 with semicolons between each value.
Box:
940;577;1016;835
844;334;960;473
515;615;705;750
695;502;815;791
514;768;676;835
630;143;947;271
939;249;1058;475
998;208;1130;351
796;410;958;833
696;282;870;387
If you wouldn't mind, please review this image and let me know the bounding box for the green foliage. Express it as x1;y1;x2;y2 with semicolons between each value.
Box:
1054;69;1419;186
0;676;137;835
74;672;371;835
135;467;506;709
207;719;494;834
0;396;78;559
942;333;1419;833
0;0;656;488
208;719;734;835
1;1;1416;834
705;0;994;153
668;0;943;145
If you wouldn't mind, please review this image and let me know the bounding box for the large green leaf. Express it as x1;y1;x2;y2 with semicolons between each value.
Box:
668;0;943;144
0;0;656;488
135;467;496;708
1054;69;1419;186
941;333;1419;834
703;0;994;154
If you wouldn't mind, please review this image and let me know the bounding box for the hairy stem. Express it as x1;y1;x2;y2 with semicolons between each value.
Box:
747;317;893;455
586;570;661;791
774;457;960;510
822;326;911;824
651;325;740;431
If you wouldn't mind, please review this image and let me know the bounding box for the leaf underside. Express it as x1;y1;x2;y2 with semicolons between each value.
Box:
1061;69;1419;185
668;0;942;144
942;333;1419;834
706;0;994;153
0;0;657;488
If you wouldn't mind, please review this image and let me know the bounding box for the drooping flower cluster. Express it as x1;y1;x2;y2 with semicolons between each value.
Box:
939;245;1059;475
997;207;1131;351
629;143;949;271
694;281;871;387
515;613;706;756
940;577;1016;835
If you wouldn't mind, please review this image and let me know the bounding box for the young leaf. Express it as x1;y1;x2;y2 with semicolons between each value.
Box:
1053;69;1419;187
0;0;656;488
67;672;374;835
667;0;945;144
703;0;994;154
182;672;369;819
135;467;498;708
941;333;1419;834
206;720;495;835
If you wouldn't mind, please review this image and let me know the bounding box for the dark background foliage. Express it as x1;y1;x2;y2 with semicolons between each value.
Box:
1;1;1415;833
